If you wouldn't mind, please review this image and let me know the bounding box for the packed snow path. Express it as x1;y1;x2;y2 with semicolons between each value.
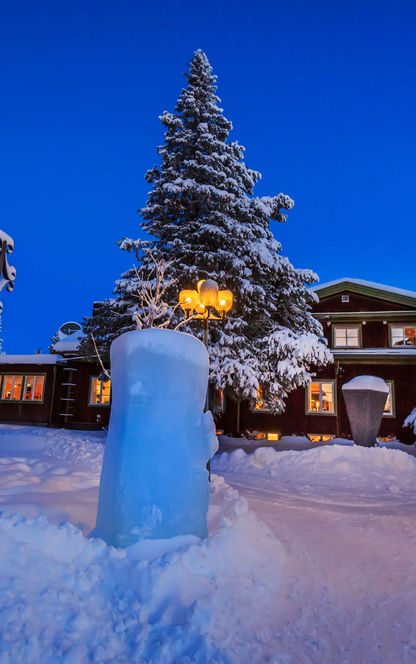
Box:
1;426;416;663
215;447;416;663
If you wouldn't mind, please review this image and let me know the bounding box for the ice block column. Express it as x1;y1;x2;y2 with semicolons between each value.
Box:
342;375;389;447
91;328;218;547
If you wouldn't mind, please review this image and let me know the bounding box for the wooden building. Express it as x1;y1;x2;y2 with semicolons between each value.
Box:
215;279;416;443
0;350;111;429
0;279;415;443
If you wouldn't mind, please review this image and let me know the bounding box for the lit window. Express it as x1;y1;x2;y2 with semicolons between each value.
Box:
333;326;360;348
308;434;335;443
23;376;45;402
307;381;335;414
211;387;225;412
267;433;279;441
383;381;394;417
390;326;416;347
1;375;23;401
255;384;265;410
89;377;111;406
254;384;271;412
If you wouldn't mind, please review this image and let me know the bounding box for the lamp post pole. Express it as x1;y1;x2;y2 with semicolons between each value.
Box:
179;279;233;410
179;280;233;482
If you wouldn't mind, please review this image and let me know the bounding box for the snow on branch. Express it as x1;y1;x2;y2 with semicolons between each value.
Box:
404;408;416;434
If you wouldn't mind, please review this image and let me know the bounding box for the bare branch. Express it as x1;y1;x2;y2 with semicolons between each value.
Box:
90;333;111;380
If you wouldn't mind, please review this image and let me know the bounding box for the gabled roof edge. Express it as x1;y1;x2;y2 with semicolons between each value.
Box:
311;278;416;309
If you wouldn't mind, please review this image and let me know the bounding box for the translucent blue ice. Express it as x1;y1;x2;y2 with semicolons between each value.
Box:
91;329;218;547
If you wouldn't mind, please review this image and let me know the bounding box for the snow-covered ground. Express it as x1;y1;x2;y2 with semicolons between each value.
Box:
1;425;416;663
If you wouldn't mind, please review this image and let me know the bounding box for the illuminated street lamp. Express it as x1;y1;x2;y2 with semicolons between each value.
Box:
179;279;233;348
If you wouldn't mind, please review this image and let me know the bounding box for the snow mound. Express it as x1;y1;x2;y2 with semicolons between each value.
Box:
0;475;286;664
214;444;416;504
0;425;105;532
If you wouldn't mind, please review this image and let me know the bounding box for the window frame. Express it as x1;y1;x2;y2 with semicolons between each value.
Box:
332;324;362;349
383;380;395;418
0;373;46;404
88;376;111;407
389;324;416;348
306;380;337;416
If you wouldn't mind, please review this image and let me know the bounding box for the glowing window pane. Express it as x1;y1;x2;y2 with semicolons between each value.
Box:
90;377;111;405
33;376;44;401
321;383;334;411
2;376;13;400
255;385;265;410
90;378;101;404
383;382;393;415
212;387;224;411
309;383;320;411
24;376;35;401
11;376;23;401
101;380;111;405
308;382;334;414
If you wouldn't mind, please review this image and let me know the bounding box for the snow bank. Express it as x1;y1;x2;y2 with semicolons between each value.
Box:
0;425;105;532
214;443;416;503
218;433;352;453
0;476;285;664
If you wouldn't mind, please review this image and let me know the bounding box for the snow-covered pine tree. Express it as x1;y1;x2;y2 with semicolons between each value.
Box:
86;49;332;411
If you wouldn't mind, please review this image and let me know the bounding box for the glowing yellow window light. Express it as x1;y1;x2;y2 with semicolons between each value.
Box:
267;433;279;441
255;385;265;410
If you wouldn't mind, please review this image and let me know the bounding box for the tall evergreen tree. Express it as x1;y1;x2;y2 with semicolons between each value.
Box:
83;50;331;411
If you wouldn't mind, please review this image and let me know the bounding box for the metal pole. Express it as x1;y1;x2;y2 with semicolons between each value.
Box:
203;313;209;410
203;312;212;480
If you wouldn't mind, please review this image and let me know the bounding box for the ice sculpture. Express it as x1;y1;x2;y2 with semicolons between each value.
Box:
91;328;218;547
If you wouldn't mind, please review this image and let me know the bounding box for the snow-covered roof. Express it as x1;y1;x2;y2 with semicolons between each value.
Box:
312;278;416;299
0;354;63;365
311;278;416;305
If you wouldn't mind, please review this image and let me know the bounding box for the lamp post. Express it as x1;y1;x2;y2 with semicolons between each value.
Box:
179;278;233;406
179;279;233;350
179;279;233;479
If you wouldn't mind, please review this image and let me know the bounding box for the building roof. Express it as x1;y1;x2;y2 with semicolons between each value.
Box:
311;278;416;308
0;354;64;365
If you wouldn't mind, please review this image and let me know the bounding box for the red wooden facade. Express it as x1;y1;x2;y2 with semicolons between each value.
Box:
0;355;111;429
216;279;416;443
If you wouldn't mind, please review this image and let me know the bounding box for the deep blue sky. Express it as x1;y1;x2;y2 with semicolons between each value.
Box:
2;0;416;353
